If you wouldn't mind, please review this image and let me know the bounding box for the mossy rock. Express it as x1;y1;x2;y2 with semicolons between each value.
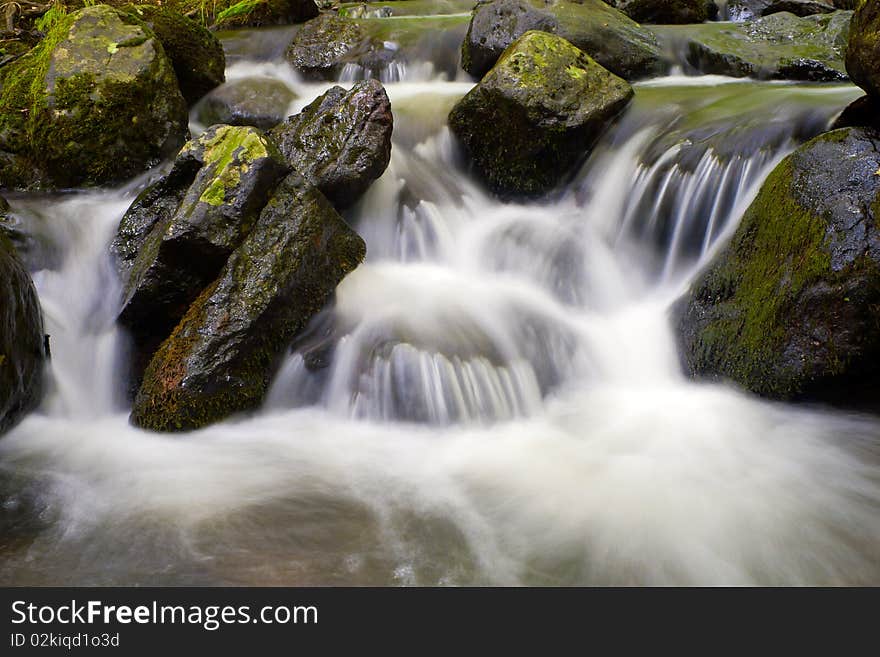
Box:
268;79;393;209
676;127;880;404
0;231;46;435
0;5;189;190
761;0;836;17
113;124;289;385
209;0;319;29
460;0;668;81
449;31;633;198
130;172;366;433
682;10;852;80
124;4;225;104
196;77;296;130
613;0;709;24
846;0;880;100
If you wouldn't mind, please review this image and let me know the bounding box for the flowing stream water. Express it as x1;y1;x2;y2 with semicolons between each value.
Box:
1;24;879;585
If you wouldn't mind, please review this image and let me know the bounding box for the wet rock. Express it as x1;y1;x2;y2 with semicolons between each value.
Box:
685;9;852;80
269;80;393;209
460;0;668;81
125;4;226;104
196;78;297;130
213;0;319;28
830;95;880;132
846;0;880;101
723;0;774;20
284;13;378;80
113;125;289;377
449;31;633;197
761;1;836;16
677;127;880;404
613;0;709;24
0;231;46;435
0;5;188;190
130;173;365;432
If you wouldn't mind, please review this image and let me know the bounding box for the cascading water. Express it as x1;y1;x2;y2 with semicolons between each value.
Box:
1;27;878;585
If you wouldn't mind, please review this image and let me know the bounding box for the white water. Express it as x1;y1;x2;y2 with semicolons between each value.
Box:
1;60;878;585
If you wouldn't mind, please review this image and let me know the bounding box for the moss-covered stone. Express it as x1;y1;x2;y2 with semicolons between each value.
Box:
677;127;880;404
681;9;852;80
0;231;46;435
449;31;633;198
196;77;296;130
845;0;880;101
124;4;225;104
461;0;668;81
130;172;365;432
113;124;289;385
613;0;709;24
0;5;188;190
268;80;392;209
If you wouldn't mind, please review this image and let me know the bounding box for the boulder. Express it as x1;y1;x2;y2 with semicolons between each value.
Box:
830;95;880;132
213;0;319;28
460;0;668;81
113;125;289;377
448;31;633;197
845;0;880;100
677;127;880;404
761;1;836;16
0;5;188;189
197;78;297;130
284;13;376;80
0;232;46;435
614;0;709;24
723;0;774;20
268;80;393;209
685;10;852;80
124;4;226;104
130;172;365;432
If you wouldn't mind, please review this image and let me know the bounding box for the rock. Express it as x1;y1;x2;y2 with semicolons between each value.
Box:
685;10;852;80
723;0;774;20
268;80;393;209
845;0;880;100
130;172;365;432
284;13;375;80
0;231;45;435
197;78;297;130
449;31;633;197
124;4;226;104
213;0;319;28
0;5;189;190
460;0;668;81
677;127;880;403
830;95;880;132
761;0;836;16
614;0;709;24
113;125;289;378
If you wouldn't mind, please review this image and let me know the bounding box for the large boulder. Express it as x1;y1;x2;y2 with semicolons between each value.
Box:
268;80;393;209
0;232;45;435
677;127;880;403
684;10;852;80
113;125;289;378
125;4;226;104
449;31;633;197
845;0;880;100
196;78;297;130
213;0;319;28
130;172;365;432
284;13;375;80
460;0;668;81
0;5;188;189
761;1;836;17
613;0;709;24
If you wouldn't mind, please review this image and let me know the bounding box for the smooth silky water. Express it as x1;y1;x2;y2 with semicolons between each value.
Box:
1;29;878;585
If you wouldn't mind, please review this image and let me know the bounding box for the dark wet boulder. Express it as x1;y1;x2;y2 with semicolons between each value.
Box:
0;232;46;435
677;127;880;404
449;31;633;197
846;0;880;100
113;125;289;377
613;0;709;24
130;173;365;432
268;80;393;209
213;0;319;28
723;0;773;20
461;0;668;81
196;78;297;130
830;95;880;132
684;9;851;80
284;13;376;80
761;1;835;16
124;4;226;104
0;5;188;190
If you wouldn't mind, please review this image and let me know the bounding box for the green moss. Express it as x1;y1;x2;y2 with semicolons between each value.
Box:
193;125;272;206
